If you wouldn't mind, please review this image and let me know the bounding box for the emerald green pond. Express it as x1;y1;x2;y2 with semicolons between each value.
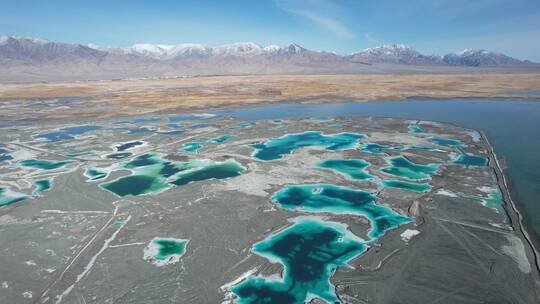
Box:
316;158;433;193
360;143;390;155
430;137;466;147
381;156;439;180
32;180;51;195
252;131;366;161
272;184;410;240
179;135;235;153
123;154;161;168
102;174;169;197
171;161;245;186
99;154;245;197
150;239;187;260
408;124;424;133
209;134;235;144
106;152;132;159
407;145;439;152
65;151;95;158
143;237;189;267
483;188;505;214
317;159;373;180
383;180;432;192
460;188;505;214
180;142;206;153
85;168;108;181
453;153;488;167
20;159;72;170
116;141;143;151
0;186;28;207
231;218;366;304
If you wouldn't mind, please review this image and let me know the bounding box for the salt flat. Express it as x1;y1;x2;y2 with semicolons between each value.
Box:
0;114;538;303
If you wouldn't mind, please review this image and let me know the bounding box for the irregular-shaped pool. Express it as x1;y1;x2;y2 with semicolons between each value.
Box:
252;131;366;161
272;184;410;239
381;156;438;180
231;217;366;304
143;237;189;267
317;159;373;180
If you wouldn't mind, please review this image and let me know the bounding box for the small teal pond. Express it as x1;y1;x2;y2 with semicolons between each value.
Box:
0;154;12;162
0;148;13;162
272;184;410;240
65;151;95;158
100;154;245;197
430;137;466;147
170;161;245;186
106;152;132;160
180;135;235;153
381;156;438;180
460;188;505;214
180;142;206;153
408;124;424;133
209;135;235;144
360;143;390;155
20;159;72;170
483;188;505;214
231;218;367;304
0;186;28;207
453;153;488;167
407;145;439;152
33;180;51;195
252;131;365;161
228;123;252;130
147;238;188;261
128;127;153;134
116;141;143;151
85;168;108;181
36;125;102;142
317;159;373;180
123;153;160;168
383;180;432;193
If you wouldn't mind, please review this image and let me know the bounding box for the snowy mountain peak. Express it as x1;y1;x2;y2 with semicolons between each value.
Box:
263;44;282;53
213;42;264;56
455;48;491;56
112;41;308;58
361;44;416;55
0;35;49;45
129;44;174;57
350;44;442;65
122;43;211;59
286;43;306;54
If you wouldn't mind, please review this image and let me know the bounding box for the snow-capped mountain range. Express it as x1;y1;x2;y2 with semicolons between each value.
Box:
0;35;537;82
87;41;308;59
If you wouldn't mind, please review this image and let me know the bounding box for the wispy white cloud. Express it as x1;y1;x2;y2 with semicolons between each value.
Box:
364;32;379;44
275;0;355;39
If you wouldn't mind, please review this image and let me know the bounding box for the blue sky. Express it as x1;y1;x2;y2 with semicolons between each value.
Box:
1;0;539;60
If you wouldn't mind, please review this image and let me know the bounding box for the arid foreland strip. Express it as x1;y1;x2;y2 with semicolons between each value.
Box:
1;73;539;120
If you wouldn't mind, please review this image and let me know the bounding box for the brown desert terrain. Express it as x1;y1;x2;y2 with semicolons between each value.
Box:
1;73;540;120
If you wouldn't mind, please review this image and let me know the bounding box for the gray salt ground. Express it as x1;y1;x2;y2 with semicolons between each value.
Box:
0;115;538;303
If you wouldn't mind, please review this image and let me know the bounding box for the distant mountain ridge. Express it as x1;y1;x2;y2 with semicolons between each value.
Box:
0;35;538;82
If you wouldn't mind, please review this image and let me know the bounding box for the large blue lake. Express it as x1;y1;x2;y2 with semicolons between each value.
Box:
213;98;540;248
